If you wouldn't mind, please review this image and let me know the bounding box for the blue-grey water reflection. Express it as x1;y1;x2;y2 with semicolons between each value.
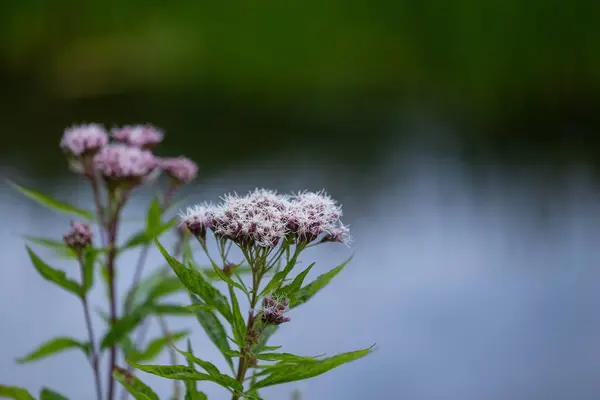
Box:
2;140;600;400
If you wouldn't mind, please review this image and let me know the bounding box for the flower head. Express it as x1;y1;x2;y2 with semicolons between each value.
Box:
179;203;216;241
60;124;109;174
261;295;291;325
211;189;290;247
160;157;198;184
93;144;159;185
286;190;346;244
60;124;108;156
63;221;93;251
111;125;163;149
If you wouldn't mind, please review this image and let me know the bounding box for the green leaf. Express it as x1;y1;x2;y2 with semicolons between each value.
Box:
39;388;68;400
128;363;217;382
190;296;233;370
156;239;232;322
82;248;98;293
26;246;83;297
229;286;246;347
9;181;95;220
259;252;301;297
0;385;35;400
146;197;162;236
123;218;177;251
174;348;243;392
254;352;323;362
252;325;278;354
252;345;374;389
101;308;147;349
128;331;190;363
113;367;159;400
276;263;315;298
23;236;76;259
291;256;352;308
202;266;252;280
183;341;203;400
207;259;246;292
150;303;194;316
16;337;87;363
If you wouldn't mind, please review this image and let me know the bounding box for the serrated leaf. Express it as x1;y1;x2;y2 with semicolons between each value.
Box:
229;286;246;347
174;348;243;392
128;331;190;363
113;367;159;400
101;308;147;349
291;256;352;308
190;296;233;370
252;345;374;389
276;263;315;298
26;246;83;297
39;388;68;400
9;181;95;220
0;385;35;400
16;337;87;363
156;239;232;322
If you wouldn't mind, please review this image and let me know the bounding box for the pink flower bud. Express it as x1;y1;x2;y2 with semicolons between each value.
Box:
60;124;109;174
160;157;198;184
111;125;163;149
63;221;93;251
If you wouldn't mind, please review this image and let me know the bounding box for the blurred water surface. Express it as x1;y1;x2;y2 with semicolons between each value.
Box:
1;123;600;399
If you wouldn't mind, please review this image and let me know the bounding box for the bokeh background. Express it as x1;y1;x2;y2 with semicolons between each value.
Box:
2;1;600;399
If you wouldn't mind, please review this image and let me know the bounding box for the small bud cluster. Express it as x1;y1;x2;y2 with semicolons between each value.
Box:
179;188;351;247
63;221;93;251
60;124;109;157
261;295;291;325
160;157;198;184
59;123;198;187
111;125;163;149
93;144;158;183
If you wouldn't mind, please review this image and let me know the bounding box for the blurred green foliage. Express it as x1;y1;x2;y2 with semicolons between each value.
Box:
1;0;598;108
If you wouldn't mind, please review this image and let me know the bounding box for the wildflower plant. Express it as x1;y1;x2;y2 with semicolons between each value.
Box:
2;123;373;400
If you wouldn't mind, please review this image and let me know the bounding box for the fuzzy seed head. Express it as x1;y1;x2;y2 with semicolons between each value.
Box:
93;144;158;183
160;157;198;184
63;221;93;250
60;124;108;157
111;124;163;149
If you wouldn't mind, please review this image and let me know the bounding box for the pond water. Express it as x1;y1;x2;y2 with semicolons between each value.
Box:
1;126;600;399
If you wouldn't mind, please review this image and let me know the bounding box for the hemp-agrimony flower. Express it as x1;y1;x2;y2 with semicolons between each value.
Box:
179;203;215;241
93;144;159;186
261;295;291;325
160;156;198;184
60;124;109;174
111;125;163;149
286;190;347;244
63;221;93;252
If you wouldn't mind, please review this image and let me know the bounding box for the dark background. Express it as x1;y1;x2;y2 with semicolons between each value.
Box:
1;2;600;399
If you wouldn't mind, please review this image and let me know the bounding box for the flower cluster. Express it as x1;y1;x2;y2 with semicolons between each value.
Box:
179;188;350;247
111;125;163;149
59;123;198;188
93;144;158;184
260;295;291;325
63;221;93;251
160;157;199;184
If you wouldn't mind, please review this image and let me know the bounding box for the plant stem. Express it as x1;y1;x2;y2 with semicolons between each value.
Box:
106;192;126;400
78;254;103;400
232;272;260;400
157;316;181;400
